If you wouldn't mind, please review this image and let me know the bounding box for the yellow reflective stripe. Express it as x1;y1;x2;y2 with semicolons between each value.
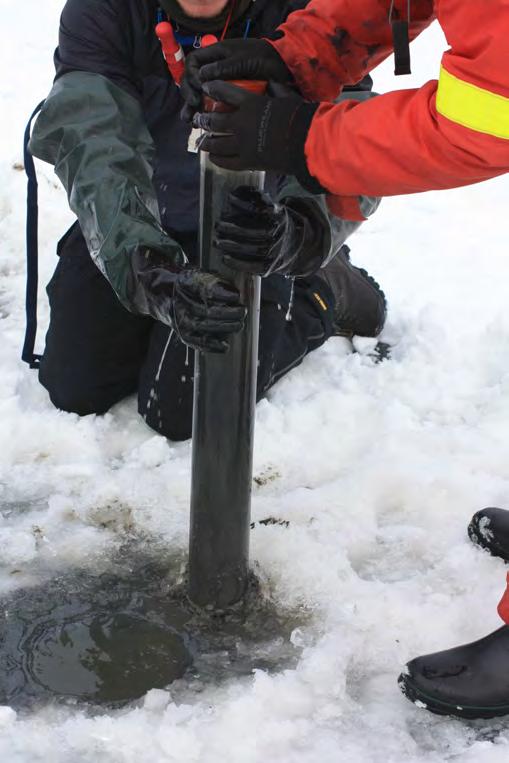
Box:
436;66;509;140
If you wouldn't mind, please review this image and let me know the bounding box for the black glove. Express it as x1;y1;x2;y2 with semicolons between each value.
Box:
133;249;246;353
194;81;324;194
181;38;292;122
214;187;330;278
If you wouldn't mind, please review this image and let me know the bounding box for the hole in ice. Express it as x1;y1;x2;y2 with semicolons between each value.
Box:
0;545;304;709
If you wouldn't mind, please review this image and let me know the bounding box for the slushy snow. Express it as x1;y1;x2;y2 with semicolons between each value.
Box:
1;4;509;761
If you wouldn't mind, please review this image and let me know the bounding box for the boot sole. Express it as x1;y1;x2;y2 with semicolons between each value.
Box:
399;674;509;719
349;340;392;363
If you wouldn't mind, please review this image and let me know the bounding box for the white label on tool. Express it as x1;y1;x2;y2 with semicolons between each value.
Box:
187;127;202;154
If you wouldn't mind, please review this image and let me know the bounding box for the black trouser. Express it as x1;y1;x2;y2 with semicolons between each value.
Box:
39;223;334;441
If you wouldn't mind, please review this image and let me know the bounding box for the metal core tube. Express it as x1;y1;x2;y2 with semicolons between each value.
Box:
188;152;264;609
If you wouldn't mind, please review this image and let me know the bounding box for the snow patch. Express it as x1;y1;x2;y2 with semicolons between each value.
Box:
0;11;508;763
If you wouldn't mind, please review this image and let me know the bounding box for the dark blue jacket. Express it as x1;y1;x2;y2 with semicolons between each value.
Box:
53;0;319;236
30;0;372;311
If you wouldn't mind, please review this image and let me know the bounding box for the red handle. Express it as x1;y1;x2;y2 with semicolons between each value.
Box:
156;22;185;85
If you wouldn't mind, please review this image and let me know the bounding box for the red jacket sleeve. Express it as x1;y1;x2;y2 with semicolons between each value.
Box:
269;0;435;101
270;0;509;197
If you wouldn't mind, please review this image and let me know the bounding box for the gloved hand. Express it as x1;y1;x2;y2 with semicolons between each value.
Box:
133;249;246;353
193;80;324;194
214;187;330;278
181;38;292;122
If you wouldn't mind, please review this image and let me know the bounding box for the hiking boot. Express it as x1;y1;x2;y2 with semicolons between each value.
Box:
316;245;387;337
399;626;509;719
468;507;509;561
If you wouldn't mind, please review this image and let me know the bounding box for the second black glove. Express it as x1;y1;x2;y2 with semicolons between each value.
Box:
181;38;292;122
214;187;331;278
133;249;246;353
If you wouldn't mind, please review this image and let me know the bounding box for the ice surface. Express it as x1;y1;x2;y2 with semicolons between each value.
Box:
1;5;509;761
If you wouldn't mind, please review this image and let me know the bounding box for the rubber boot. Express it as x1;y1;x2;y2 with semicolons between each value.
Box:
399;625;509;719
468;507;509;561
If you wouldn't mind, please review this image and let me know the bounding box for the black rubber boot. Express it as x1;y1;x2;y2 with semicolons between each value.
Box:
468;507;509;562
399;626;509;719
315;245;387;338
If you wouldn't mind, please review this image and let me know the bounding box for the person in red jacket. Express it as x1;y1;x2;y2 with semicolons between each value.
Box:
182;0;509;219
180;0;509;719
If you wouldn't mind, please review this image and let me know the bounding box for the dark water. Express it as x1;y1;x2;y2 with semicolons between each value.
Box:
0;545;304;709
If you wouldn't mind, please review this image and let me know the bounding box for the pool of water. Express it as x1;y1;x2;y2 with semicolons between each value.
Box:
0;545;304;709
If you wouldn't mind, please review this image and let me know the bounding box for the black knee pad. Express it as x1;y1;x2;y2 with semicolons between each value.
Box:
138;324;194;441
41;381;111;416
139;400;193;442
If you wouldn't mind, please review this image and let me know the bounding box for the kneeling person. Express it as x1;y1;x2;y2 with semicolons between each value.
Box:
30;0;386;441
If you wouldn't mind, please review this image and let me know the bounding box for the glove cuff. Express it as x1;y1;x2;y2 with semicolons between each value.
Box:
280;196;331;277
288;102;326;196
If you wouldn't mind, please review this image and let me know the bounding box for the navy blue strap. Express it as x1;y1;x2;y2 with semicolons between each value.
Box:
22;101;45;369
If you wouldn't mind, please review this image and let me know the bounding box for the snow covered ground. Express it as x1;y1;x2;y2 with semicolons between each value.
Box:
2;4;509;761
